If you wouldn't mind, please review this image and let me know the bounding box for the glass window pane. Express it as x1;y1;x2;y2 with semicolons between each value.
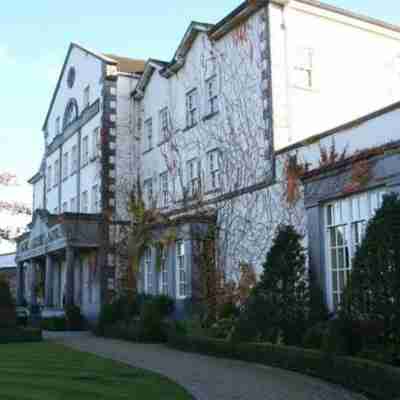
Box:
331;249;338;270
332;271;338;291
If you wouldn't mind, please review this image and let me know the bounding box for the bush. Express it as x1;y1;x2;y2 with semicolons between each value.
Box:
41;316;67;331
302;322;328;350
150;294;175;317
137;301;167;342
0;327;42;343
65;305;84;331
167;334;400;400
209;318;236;340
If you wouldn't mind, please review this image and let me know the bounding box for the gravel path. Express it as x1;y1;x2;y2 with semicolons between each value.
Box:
45;331;367;400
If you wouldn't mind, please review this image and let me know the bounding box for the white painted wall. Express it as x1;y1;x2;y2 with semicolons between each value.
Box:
270;0;400;150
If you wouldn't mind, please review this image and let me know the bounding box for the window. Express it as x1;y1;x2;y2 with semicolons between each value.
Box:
62;202;68;213
187;158;201;197
208;149;220;190
206;76;218;115
62;152;69;180
70;197;76;212
92;128;99;159
186;89;198;128
160;108;169;141
71;144;78;173
82;136;89;165
176;241;187;298
92;184;100;212
144;247;153;294
159;246;168;295
63;98;78;129
53;159;59;187
293;48;314;89
144;178;153;207
81;190;88;213
84;85;90;108
47;165;52;191
144;118;153;151
325;189;386;310
56;116;61;136
160;172;169;208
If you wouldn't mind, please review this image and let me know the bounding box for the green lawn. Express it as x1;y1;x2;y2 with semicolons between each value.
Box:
0;343;192;400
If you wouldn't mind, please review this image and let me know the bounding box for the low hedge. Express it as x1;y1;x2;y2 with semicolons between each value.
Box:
0;327;42;344
41;317;67;331
167;334;400;400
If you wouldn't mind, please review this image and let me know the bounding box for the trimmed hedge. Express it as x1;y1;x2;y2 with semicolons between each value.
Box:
41;317;67;331
0;327;42;344
167;334;400;400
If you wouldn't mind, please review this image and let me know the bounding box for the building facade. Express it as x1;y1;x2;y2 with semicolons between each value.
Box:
15;44;145;320
16;0;400;319
0;253;17;298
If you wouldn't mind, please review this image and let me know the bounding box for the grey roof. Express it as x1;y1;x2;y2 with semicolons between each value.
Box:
0;253;16;269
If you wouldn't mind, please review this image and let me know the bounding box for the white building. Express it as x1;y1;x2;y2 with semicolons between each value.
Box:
16;43;145;320
16;0;400;319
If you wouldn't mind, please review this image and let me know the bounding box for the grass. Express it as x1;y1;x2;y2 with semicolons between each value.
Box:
0;342;192;400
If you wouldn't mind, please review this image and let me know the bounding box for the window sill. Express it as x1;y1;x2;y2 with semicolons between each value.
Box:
182;123;197;133
202;111;219;121
62;177;68;183
70;171;77;178
204;188;221;196
81;162;89;169
157;139;169;147
90;156;98;163
292;84;318;93
142;148;154;155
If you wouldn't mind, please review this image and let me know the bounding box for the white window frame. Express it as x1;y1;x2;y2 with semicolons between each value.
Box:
47;165;52;192
144;178;153;207
144;247;153;294
186;89;198;128
158;246;168;295
293;47;314;90
84;85;90;108
62;152;69;180
159;107;169;141
325;189;386;310
176;240;187;299
92;127;99;159
71;144;78;174
144;118;153;151
206;76;218;115
187;158;201;198
207;149;220;191
160;171;169;208
53;159;59;187
81;190;89;213
91;184;99;212
82;136;89;165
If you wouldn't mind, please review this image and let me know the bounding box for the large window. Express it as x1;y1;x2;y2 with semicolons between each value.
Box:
53;159;59;187
176;241;187;298
144;118;153;151
144;178;153;207
63;152;69;180
144;247;153;294
160;171;169;208
82;136;89;165
92;127;99;159
81;190;88;213
207;149;220;190
206;76;218;115
159;108;169;142
71;144;78;174
187;158;201;198
159;246;168;295
186;89;198;128
47;165;52;192
325;189;386;309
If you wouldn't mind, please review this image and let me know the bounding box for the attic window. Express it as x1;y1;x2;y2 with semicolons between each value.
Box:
63;98;79;129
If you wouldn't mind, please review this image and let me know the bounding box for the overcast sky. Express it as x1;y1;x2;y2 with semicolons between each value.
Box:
1;0;399;204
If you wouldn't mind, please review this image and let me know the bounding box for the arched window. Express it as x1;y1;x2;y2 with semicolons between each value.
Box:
63;98;79;129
